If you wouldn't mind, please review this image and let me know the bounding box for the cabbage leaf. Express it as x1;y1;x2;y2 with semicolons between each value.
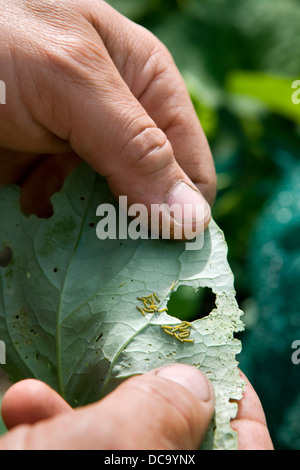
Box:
0;164;244;449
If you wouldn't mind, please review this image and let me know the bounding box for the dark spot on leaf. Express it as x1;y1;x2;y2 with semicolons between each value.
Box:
53;268;58;273
89;222;95;227
80;196;85;201
0;246;13;267
95;333;103;342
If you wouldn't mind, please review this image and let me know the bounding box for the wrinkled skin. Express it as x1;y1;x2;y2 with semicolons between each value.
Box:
0;0;216;224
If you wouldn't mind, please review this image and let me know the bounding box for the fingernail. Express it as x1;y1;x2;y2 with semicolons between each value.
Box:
156;364;213;402
166;180;211;230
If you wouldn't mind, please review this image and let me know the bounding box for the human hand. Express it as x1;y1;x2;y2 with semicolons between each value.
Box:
0;0;216;234
0;364;273;450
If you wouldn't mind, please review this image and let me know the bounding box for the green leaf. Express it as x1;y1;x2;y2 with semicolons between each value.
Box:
0;164;244;450
227;71;300;124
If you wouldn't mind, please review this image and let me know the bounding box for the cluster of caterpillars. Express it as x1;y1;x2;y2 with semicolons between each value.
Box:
136;293;167;316
160;321;194;343
136;293;194;344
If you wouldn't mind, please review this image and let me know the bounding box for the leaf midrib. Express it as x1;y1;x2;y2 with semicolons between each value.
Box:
55;183;95;399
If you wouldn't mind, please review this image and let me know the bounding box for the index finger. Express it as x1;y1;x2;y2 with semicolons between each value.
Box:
87;1;217;206
231;370;274;450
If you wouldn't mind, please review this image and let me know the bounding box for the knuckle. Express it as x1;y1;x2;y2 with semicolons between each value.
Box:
124;124;175;177
43;34;94;69
124;27;175;96
140;28;173;66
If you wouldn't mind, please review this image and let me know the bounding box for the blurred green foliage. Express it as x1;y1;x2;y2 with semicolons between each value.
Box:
107;0;300;450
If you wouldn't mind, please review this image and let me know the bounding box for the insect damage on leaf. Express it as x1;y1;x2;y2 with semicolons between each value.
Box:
0;164;245;450
137;293;194;343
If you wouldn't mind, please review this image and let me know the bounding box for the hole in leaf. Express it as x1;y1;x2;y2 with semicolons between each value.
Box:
167;286;216;322
0;246;13;267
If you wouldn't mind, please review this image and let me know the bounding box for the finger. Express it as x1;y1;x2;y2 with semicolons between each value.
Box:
89;1;217;207
26;6;212;238
1;379;72;430
0;365;214;450
231;370;273;450
0;151;41;186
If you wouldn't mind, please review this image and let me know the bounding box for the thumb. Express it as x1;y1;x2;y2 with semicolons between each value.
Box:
67;64;210;240
1;379;72;429
0;365;214;450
